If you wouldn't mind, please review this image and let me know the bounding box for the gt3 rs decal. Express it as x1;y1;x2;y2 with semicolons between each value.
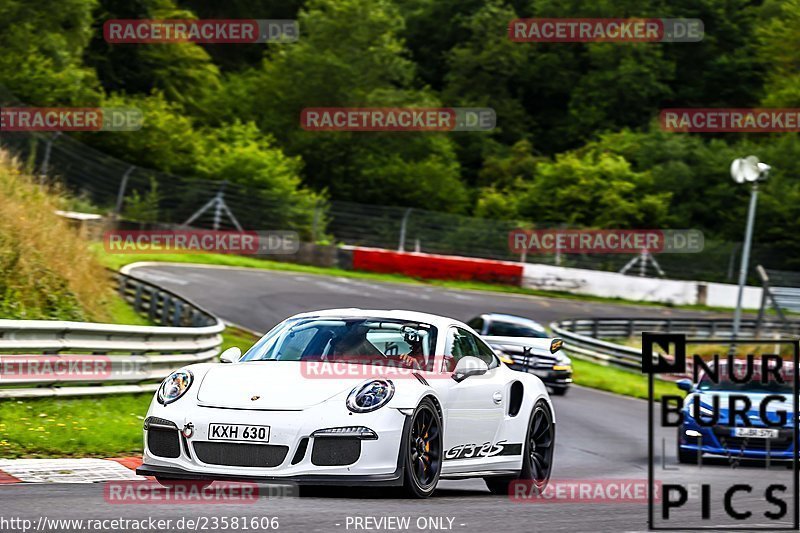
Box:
444;440;522;460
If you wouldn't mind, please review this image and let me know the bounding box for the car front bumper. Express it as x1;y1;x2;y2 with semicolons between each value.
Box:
509;364;572;389
136;463;405;486
678;421;795;459
139;400;411;482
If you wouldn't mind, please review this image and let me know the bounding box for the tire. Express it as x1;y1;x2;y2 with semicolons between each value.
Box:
549;387;568;396
155;477;213;490
485;399;555;496
401;398;443;498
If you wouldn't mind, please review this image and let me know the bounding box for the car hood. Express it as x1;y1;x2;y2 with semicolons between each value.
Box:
690;391;794;426
482;336;554;351
195;361;368;410
484;336;564;362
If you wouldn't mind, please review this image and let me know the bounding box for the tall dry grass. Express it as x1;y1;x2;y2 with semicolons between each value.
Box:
0;150;111;321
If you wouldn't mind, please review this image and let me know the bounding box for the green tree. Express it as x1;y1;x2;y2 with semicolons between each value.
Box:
517;149;672;228
123;176;161;223
757;0;800;107
87;0;221;112
210;0;468;211
0;0;101;105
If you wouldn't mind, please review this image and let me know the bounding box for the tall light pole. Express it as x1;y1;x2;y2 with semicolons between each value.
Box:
730;156;770;341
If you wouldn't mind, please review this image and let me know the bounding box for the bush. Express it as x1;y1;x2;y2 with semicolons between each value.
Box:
0;150;111;321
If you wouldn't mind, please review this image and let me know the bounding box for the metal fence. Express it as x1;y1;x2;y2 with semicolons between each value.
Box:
550;317;800;372
0;272;224;398
2;120;796;283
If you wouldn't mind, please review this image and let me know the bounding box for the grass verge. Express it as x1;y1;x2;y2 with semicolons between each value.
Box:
572;358;678;400
0;394;152;458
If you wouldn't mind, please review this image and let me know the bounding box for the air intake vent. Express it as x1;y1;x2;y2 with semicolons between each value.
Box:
291;438;309;465
311;438;361;466
148;428;181;458
193;442;289;467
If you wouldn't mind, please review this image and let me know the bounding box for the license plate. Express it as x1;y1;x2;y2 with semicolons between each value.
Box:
732;427;778;439
208;423;270;443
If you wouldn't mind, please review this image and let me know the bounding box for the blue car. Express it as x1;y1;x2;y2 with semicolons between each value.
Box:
676;369;794;463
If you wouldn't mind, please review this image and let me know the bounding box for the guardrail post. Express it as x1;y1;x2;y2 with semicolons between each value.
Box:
162;294;173;325
173;300;184;326
118;275;127;298
134;284;143;312
148;288;158;322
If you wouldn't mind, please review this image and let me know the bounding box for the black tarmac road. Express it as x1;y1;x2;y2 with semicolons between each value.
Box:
1;264;790;533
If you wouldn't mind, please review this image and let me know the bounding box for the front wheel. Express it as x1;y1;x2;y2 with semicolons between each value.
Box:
677;429;699;464
485;399;554;495
401;398;443;498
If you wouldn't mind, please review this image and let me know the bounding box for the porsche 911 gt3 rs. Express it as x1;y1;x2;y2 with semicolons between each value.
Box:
136;309;555;498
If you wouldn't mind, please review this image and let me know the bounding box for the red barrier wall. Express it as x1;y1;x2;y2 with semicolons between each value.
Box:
351;247;523;285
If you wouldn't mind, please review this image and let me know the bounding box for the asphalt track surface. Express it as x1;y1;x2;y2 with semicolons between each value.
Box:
1;264;791;533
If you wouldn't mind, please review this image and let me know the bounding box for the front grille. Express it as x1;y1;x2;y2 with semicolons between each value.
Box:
193;442;289;467
148;428;181;458
712;427;793;452
311;438;361;466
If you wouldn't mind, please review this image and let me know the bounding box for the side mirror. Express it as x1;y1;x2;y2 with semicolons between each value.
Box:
220;347;241;364
676;379;694;392
452;356;489;382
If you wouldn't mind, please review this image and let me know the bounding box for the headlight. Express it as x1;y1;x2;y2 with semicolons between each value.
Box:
686;400;714;417
499;354;514;365
553;353;571;370
346;380;395;413
158;370;193;405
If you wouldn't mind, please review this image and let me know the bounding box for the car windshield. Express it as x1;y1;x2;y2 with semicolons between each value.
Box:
697;373;793;394
241;317;438;371
486;320;548;338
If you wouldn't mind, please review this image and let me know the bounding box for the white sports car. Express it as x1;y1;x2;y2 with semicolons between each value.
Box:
136;309;555;498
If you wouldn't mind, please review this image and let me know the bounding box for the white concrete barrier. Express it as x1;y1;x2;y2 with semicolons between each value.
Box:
522;263;762;308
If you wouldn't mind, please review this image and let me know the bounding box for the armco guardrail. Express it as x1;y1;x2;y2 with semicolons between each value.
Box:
0;272;224;398
550;317;800;371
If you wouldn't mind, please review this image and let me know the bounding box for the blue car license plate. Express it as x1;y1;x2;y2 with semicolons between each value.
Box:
732;427;778;439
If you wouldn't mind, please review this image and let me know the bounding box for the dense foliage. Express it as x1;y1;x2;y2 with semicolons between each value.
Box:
1;0;799;267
